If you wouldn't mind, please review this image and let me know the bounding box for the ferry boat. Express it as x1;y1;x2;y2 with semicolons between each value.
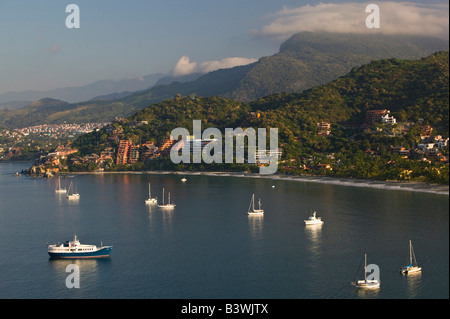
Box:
47;235;112;259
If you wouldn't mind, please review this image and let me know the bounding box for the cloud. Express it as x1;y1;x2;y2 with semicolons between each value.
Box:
251;2;449;41
172;56;257;76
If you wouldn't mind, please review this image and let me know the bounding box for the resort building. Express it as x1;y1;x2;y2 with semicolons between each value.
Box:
116;140;132;165
317;122;331;136
128;145;140;164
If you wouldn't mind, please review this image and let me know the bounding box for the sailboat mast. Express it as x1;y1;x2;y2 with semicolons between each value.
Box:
409;240;413;265
364;254;367;281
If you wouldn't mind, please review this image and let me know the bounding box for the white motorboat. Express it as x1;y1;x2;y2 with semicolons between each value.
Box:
304;211;323;225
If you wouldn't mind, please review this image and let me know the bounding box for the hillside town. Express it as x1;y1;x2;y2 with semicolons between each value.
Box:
0;122;109;161
14;108;448;181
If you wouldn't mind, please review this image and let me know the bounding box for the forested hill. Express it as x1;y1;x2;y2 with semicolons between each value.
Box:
227;32;449;101
140;32;449;103
1;32;447;129
70;51;449;183
250;51;449;136
120;51;449;144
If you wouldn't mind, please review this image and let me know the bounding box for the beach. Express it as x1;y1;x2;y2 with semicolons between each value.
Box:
68;170;449;196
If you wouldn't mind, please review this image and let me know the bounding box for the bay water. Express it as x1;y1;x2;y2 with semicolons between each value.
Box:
0;162;448;299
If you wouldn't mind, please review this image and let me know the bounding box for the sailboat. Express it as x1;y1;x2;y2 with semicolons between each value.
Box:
248;194;264;215
400;240;422;274
66;181;80;200
55;176;67;193
145;183;157;204
157;187;175;209
353;254;380;289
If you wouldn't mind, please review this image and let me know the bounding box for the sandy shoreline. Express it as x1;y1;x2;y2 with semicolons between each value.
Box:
68;170;449;196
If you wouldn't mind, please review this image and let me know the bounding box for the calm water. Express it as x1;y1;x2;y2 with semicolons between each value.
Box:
0;162;448;299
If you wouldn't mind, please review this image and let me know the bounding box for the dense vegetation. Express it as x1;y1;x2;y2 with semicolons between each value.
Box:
1;32;447;129
71;52;449;184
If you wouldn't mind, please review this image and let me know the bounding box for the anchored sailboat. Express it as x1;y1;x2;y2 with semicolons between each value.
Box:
248;194;264;215
157;187;175;209
145;183;157;204
353;254;380;289
400;240;422;274
55;176;67;193
66;181;80;200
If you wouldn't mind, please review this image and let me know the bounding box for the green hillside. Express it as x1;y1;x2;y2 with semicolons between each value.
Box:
251;51;449;134
1;32;447;129
70;52;449;183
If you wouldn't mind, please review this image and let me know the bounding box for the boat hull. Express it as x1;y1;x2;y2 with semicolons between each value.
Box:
304;220;323;225
48;246;112;259
355;280;380;289
158;204;175;209
401;266;422;274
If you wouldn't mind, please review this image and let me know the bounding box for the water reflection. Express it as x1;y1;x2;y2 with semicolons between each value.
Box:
49;257;103;273
405;271;422;298
304;224;323;255
356;286;380;298
248;215;264;241
147;203;175;238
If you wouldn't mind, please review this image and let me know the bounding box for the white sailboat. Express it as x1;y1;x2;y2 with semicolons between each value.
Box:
248;194;264;215
55;176;67;193
181;178;187;182
353;254;380;289
66;181;80;200
145;183;157;204
304;211;323;225
157;187;175;209
400;240;422;274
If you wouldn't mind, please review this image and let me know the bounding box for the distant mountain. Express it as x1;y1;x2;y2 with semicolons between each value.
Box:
119;51;448;141
70;51;449;183
227;32;449;101
0;73;166;104
124;32;448;104
1;32;448;128
0;100;32;111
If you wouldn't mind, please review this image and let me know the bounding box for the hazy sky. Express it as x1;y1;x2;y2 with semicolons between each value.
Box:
0;0;448;94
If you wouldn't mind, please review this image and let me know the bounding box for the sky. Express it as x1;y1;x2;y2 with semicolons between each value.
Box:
0;0;448;94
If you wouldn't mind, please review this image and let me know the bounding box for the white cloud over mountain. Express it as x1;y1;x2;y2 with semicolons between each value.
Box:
252;2;449;41
172;56;257;76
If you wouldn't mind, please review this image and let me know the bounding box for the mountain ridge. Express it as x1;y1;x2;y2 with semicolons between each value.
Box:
1;32;448;128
